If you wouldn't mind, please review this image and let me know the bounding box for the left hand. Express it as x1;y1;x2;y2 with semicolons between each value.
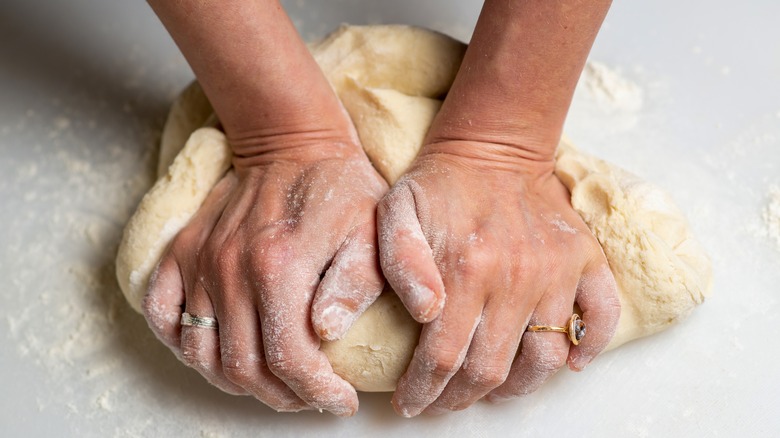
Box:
377;141;621;417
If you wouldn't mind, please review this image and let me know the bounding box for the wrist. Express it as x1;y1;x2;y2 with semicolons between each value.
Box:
230;133;365;171
418;139;556;180
424;117;561;165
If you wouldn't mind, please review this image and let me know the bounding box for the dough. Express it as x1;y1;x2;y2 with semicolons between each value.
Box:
116;25;712;392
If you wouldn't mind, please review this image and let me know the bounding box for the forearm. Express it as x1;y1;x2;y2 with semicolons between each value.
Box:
427;0;611;163
147;0;351;155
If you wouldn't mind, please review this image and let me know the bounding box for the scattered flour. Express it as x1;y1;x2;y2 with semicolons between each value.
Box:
579;61;644;112
4;55;652;434
763;185;780;250
4;14;767;434
567;59;650;141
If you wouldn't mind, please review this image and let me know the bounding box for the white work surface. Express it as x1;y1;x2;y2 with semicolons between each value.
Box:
1;1;778;436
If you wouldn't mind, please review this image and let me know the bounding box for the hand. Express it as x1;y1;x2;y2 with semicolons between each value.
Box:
142;136;388;416
378;142;620;416
144;0;391;416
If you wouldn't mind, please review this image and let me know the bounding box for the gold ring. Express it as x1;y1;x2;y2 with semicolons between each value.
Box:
180;312;218;329
526;314;586;345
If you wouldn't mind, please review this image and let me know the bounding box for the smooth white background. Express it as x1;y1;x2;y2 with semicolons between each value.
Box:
1;1;778;436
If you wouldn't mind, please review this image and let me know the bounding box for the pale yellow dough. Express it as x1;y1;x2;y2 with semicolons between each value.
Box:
116;25;712;392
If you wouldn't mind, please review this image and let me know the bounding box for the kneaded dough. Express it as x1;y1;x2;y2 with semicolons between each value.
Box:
116;25;712;392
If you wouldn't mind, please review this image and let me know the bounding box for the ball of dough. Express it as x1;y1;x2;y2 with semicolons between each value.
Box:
116;25;712;392
319;289;421;392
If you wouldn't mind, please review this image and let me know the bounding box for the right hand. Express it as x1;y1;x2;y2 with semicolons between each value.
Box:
143;0;391;415
142;130;388;415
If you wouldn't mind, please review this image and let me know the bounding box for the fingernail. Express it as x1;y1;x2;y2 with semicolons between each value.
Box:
329;404;357;417
425;405;449;416
320;303;356;340
485;393;510;404
569;356;591;372
276;404;314;413
398;406;414;418
409;283;443;322
395;401;423;418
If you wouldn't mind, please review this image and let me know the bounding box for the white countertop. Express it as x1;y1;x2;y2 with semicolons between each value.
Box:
1;1;778;436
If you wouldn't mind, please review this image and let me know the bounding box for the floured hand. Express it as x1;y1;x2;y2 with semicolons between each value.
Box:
143;0;389;416
375;0;619;416
378;142;620;416
143;138;387;415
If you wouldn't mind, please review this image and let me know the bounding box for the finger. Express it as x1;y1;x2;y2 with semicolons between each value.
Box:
168;170;242;393
567;261;621;371
141;172;234;352
142;254;185;351
179;282;248;396
311;223;385;341
258;262;359;417
424;298;521;414
188;171;310;410
486;287;574;403
391;276;484;418
377;183;445;323
214;293;310;411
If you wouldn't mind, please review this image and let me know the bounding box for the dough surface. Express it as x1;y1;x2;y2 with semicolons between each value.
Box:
116;25;712;392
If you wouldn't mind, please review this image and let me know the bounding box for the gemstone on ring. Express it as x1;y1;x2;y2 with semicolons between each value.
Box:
568;314;586;345
526;313;587;345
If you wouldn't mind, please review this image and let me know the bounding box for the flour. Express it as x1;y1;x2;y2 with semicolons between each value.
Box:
763;185;780;250
0;18;710;434
566;59;649;143
579;61;644;112
0;44;194;434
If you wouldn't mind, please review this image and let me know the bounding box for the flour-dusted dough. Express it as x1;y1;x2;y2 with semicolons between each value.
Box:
117;127;231;313
156;81;216;179
116;25;712;392
555;141;712;349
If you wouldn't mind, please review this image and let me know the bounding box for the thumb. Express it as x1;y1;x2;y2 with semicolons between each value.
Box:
377;184;445;323
311;222;386;341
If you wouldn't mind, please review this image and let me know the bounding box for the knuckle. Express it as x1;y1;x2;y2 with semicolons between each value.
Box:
530;346;569;374
331;254;382;296
349;267;384;296
380;251;413;281
423;350;463;379
455;241;498;278
222;354;255;386
179;339;211;371
463;363;510;389
265;350;318;382
266;354;329;397
514;250;542;275
252;236;296;282
266;354;301;381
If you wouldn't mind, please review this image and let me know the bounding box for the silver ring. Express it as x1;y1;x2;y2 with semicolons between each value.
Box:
180;312;218;329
